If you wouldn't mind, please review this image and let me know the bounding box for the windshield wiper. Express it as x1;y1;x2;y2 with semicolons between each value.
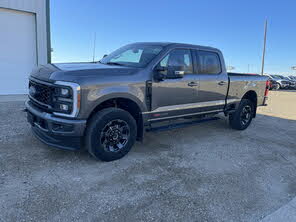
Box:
105;62;125;66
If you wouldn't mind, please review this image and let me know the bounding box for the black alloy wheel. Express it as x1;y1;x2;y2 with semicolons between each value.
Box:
240;105;252;126
85;108;137;161
100;119;130;153
229;99;254;130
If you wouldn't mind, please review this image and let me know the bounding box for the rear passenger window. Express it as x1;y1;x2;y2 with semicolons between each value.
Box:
198;51;221;74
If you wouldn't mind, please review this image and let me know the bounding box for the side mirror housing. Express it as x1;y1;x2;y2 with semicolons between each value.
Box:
153;66;185;80
173;70;185;78
154;67;167;81
103;54;108;58
167;66;185;79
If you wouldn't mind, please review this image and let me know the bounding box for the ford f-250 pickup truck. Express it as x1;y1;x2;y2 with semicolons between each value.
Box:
26;42;269;161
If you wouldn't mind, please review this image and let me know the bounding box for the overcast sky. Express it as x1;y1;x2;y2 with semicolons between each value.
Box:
50;0;296;75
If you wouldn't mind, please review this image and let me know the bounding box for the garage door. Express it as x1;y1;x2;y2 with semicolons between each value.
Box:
0;8;37;95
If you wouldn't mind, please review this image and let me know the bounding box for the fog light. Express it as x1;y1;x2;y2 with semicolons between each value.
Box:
61;88;70;96
60;104;69;111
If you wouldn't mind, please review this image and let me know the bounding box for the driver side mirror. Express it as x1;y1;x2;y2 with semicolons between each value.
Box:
173;70;185;78
103;54;108;58
154;67;167;81
167;65;185;79
154;66;185;81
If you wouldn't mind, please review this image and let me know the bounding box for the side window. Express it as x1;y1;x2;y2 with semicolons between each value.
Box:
160;54;169;67
198;51;221;74
159;49;193;75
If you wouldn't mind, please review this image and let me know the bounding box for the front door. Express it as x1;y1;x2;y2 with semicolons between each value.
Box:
151;49;199;120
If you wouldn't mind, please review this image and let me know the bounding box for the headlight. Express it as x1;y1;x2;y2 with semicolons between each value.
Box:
61;88;70;96
54;86;72;98
53;81;81;118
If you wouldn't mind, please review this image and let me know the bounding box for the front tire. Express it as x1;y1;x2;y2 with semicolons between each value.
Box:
275;83;280;90
85;108;137;161
229;99;254;130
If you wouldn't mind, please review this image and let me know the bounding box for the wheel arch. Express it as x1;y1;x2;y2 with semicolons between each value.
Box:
86;94;145;141
241;90;258;117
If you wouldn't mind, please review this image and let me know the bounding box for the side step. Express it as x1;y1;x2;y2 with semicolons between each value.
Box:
146;117;220;133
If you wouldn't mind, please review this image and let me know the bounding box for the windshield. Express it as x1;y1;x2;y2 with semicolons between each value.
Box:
100;44;163;68
271;75;282;79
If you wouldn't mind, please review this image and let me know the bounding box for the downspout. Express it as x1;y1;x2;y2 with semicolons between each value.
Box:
46;0;52;64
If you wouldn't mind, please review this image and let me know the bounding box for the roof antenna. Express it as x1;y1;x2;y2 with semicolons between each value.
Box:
92;32;96;62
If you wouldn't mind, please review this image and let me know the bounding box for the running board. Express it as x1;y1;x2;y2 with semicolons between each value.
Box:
146;117;220;132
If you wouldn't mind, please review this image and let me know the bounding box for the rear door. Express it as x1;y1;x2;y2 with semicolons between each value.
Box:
194;50;228;111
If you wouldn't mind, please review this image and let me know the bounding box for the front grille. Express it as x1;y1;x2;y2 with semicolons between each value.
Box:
29;80;54;108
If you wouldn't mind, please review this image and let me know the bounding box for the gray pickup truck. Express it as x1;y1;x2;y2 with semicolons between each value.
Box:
26;42;269;161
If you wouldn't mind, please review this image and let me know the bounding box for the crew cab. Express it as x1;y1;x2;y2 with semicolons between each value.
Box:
26;42;269;161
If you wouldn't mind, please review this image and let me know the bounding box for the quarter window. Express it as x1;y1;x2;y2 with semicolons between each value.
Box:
198;51;221;74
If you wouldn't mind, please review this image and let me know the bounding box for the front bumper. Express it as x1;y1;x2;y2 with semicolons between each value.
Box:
26;101;87;150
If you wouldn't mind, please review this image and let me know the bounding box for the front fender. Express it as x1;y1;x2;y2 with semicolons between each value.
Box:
79;85;147;119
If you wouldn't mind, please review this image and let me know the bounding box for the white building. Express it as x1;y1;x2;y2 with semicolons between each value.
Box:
0;0;50;95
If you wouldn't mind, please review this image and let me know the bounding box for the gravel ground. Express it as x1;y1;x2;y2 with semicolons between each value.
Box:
0;91;296;222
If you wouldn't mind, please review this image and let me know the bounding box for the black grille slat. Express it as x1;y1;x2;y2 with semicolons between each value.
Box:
29;80;54;109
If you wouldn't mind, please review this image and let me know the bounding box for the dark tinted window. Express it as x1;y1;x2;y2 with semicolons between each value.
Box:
159;49;193;75
198;51;221;74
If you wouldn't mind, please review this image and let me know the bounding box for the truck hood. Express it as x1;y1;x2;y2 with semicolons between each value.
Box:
30;63;140;83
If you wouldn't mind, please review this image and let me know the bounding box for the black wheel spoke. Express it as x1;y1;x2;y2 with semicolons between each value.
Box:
99;119;130;153
117;143;124;149
240;105;252;126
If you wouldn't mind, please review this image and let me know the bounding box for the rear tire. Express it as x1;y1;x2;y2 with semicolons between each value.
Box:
85;108;137;161
229;99;254;130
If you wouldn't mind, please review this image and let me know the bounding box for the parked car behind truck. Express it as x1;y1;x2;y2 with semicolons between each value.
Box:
26;42;269;161
271;75;293;89
286;76;296;89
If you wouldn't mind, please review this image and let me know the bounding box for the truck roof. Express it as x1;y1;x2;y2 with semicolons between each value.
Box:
133;42;220;52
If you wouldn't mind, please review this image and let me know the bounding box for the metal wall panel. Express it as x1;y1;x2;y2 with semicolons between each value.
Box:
0;8;37;94
0;0;49;65
0;0;49;94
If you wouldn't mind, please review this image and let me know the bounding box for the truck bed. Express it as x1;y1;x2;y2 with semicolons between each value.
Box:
227;72;268;107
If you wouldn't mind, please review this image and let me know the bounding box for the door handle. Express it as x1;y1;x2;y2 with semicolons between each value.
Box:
188;82;198;87
218;81;227;86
